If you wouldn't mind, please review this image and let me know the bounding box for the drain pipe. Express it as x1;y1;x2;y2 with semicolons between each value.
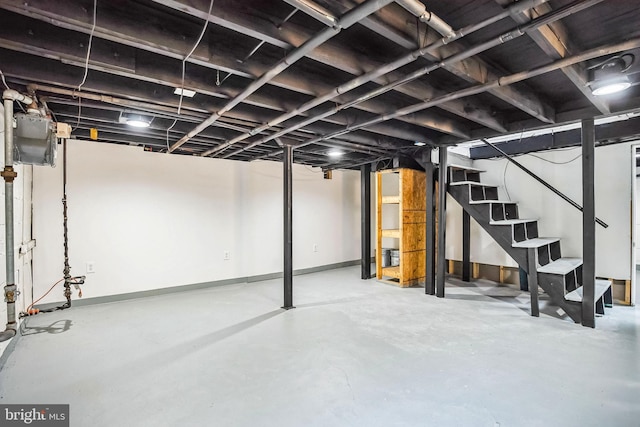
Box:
0;90;33;342
207;0;548;159
169;0;395;153
395;0;455;37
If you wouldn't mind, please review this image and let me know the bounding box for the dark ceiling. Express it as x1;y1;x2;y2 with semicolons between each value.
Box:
1;0;640;169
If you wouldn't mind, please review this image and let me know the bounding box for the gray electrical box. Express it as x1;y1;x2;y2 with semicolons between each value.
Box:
13;113;57;167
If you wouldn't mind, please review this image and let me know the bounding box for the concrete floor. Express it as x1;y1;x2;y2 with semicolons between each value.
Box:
1;266;638;427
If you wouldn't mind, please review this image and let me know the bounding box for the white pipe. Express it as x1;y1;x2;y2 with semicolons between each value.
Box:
3;89;33;105
395;0;455;37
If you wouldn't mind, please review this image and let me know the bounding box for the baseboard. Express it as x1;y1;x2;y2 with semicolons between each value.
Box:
35;260;360;309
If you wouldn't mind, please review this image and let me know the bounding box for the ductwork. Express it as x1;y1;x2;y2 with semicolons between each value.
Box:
169;0;395;153
395;0;455;38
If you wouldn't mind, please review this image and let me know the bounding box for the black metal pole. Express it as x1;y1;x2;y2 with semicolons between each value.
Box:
360;163;372;279
283;144;294;309
436;147;448;298
423;148;435;295
481;138;607;228
462;210;471;282
581;118;595;327
527;248;540;317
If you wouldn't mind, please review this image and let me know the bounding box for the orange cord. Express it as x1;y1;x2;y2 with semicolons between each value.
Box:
26;278;65;312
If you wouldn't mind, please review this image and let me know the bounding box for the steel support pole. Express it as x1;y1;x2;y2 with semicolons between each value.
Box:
360;164;372;279
527;248;540;317
462;210;471;282
423;148;436;295
436;147;448;298
581;118;596;327
283;144;294;309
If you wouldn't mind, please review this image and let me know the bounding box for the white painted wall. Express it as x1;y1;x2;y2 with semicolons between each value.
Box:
0;103;35;357
32;140;361;304
444;142;637;281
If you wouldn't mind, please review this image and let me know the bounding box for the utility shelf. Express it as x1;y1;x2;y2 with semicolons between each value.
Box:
376;168;428;287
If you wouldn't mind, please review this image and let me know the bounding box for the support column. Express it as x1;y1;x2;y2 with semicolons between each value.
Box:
282;144;294;310
361;164;372;279
582;118;595;327
527;248;540;317
462;210;471;282
436;147;448;298
423;148;435;295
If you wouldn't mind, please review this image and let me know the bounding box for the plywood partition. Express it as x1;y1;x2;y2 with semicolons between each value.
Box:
376;168;428;287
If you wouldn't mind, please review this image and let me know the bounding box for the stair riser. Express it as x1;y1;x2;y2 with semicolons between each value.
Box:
469;185;499;202
537;272;583;323
490;203;519;222
450;169;481;184
535;241;562;268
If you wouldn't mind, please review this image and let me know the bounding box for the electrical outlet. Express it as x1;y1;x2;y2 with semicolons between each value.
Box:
313;244;318;252
223;251;231;261
86;262;95;274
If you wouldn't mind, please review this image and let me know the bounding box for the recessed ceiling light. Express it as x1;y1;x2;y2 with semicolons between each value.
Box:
591;76;631;96
120;112;153;128
327;149;344;158
414;141;427;146
174;88;197;98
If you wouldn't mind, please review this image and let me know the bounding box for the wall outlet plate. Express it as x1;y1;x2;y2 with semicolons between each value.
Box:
86;262;95;274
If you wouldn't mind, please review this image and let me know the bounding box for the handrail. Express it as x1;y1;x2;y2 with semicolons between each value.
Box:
480;138;608;228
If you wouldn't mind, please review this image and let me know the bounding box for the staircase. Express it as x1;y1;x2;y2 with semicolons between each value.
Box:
446;164;612;325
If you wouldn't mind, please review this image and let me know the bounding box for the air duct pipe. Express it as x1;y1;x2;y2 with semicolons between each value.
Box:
169;0;395;153
0;89;33;342
206;0;548;159
395;0;455;37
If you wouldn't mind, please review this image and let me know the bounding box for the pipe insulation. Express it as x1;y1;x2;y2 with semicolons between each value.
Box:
205;0;548;159
169;0;395;153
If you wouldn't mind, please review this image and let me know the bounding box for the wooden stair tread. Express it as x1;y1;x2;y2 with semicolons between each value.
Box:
565;279;611;302
512;237;560;248
489;218;537;225
537;257;582;275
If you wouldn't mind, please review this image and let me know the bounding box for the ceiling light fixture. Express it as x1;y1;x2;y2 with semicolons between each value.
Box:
589;54;634;96
119;112;153;128
414;141;427;146
174;88;196;98
327;149;344;158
